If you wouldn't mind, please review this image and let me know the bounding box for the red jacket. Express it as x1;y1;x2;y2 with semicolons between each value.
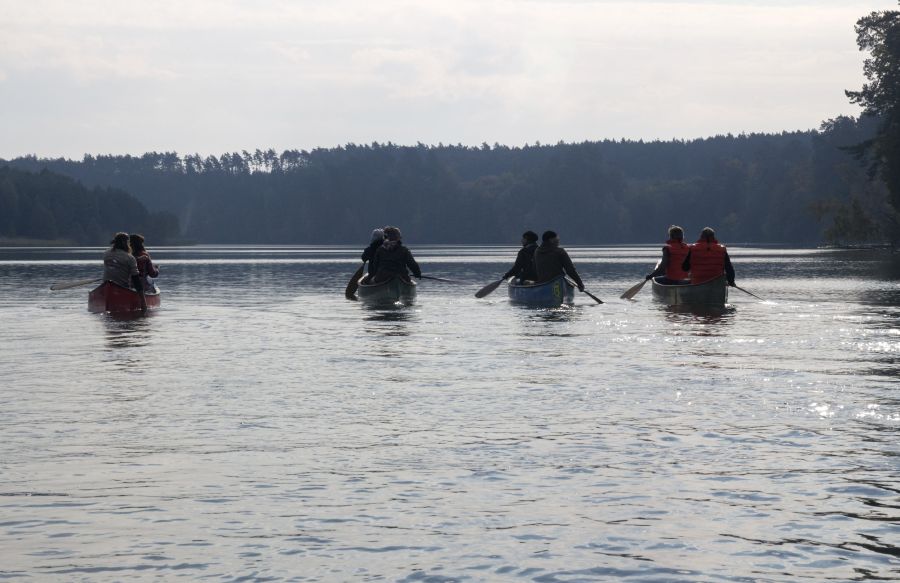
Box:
689;238;726;284
664;239;690;280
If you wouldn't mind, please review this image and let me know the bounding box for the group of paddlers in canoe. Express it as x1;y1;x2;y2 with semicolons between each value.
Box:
93;232;161;314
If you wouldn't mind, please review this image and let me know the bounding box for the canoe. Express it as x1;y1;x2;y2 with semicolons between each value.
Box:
88;281;161;314
357;276;417;305
651;274;728;306
508;275;575;308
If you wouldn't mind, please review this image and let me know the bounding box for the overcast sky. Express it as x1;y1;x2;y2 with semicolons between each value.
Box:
0;0;896;159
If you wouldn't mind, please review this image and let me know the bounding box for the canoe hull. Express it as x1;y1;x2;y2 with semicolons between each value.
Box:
508;275;575;308
88;281;161;314
651;275;728;306
357;276;417;304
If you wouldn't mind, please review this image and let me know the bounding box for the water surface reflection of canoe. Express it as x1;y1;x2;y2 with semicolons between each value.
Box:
651;274;728;306
508;275;575;308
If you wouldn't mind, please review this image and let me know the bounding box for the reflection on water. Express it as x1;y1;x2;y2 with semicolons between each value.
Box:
1;245;898;582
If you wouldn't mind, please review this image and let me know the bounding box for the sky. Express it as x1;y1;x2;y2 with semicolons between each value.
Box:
0;0;897;159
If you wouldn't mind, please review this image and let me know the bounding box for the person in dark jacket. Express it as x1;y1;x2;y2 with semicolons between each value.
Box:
361;228;384;281
370;226;422;283
534;230;584;291
501;230;539;282
681;227;736;286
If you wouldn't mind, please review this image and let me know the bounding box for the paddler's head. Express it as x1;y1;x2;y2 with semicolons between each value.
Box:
110;232;130;252
541;230;559;246
668;225;684;241
699;227;716;242
521;231;538;246
383;226;402;242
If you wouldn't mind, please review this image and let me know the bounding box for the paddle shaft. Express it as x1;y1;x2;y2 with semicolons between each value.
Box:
49;278;102;291
420;275;463;284
580;289;604;304
733;284;764;301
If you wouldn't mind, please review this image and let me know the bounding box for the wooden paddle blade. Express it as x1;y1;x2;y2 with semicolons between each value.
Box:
620;279;648;300
49;278;101;291
344;264;365;299
474;279;504;298
582;289;604;304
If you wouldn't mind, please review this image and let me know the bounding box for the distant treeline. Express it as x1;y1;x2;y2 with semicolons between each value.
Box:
2;115;892;245
0;166;180;245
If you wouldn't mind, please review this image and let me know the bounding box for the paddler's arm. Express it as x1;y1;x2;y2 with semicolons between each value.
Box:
407;250;422;279
681;250;692;273
646;247;669;280
724;251;736;286
131;274;148;314
561;250;584;291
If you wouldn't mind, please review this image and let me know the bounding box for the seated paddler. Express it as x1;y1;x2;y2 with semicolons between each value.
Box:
361;228;384;282
645;225;691;284
501;230;539;283
103;231;147;311
681;227;736;286
534;230;585;292
370;226;422;283
130;233;160;293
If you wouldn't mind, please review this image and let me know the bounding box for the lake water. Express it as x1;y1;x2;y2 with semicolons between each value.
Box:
1;245;898;582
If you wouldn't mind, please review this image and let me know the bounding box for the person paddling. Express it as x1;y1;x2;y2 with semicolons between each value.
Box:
682;227;736;286
370;226;422;283
129;233;159;293
361;228;384;282
103;232;147;313
534;230;585;292
501;230;539;283
645;225;691;284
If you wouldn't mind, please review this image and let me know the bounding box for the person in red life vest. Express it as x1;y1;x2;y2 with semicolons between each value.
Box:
644;225;691;284
129;233;160;293
681;227;736;286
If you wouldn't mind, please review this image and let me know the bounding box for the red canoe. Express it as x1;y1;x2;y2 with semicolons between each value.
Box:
88;281;161;314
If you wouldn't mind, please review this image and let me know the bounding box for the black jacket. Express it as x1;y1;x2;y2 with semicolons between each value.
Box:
361;240;383;274
534;243;584;289
371;241;421;282
503;242;538;281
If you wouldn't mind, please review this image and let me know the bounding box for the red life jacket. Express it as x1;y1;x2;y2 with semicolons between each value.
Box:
690;238;726;284
664;239;690;280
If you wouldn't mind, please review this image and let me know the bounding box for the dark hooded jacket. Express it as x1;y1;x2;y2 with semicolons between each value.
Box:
362;240;383;275
534;242;584;289
370;240;421;282
503;242;538;281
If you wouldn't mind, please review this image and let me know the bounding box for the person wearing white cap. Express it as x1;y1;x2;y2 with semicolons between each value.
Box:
361;228;384;281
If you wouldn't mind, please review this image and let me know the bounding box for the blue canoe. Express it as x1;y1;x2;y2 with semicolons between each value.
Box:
508;275;576;307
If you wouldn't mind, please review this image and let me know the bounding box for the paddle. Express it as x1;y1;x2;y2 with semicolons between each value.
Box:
345;264;365;299
621;260;660;300
732;284;765;301
419;275;464;284
580;288;604;305
474;277;506;298
49;278;101;291
620;278;650;300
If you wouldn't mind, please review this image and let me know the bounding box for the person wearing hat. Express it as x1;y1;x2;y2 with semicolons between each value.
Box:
370;226;422;283
500;230;539;283
681;227;736;286
534;230;585;291
361;228;384;281
102;232;147;312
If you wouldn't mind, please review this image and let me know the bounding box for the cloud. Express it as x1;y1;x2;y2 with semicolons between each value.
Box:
0;0;896;157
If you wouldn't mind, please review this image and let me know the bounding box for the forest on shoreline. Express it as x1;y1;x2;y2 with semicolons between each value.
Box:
1;115;894;247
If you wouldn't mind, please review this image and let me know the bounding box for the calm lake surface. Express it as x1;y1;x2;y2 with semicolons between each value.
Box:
1;245;898;582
